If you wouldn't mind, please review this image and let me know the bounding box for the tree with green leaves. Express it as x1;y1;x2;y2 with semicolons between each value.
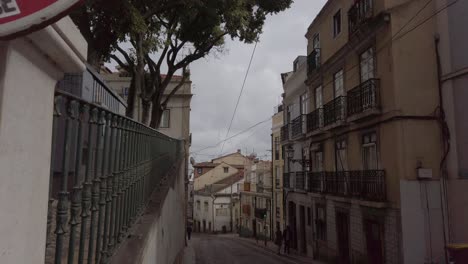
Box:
71;0;293;128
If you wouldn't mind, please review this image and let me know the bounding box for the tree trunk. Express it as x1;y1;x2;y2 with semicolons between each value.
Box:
126;76;137;118
149;102;163;129
141;99;151;125
87;48;102;71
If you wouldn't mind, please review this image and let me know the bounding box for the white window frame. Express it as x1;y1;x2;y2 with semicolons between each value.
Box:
360;47;375;82
333;9;342;38
362;132;378;170
334;69;344;98
160;109;170;128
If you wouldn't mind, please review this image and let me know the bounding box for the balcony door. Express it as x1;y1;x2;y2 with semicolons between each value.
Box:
360;48;375;82
335;139;348;171
333;69;344;98
315;86;323;109
362;132;378;170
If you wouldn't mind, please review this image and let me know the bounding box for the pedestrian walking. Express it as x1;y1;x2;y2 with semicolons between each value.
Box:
275;226;283;255
187;225;192;240
283;225;291;255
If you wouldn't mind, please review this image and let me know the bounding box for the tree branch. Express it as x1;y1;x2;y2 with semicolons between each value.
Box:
115;46;135;70
110;54;131;72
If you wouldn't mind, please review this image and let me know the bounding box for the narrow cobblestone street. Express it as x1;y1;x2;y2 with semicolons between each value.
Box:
184;234;313;264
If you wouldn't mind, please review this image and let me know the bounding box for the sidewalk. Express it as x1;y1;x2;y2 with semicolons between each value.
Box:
227;234;325;264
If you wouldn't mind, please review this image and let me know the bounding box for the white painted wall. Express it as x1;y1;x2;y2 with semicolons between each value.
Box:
213;197;232;232
193;195;214;232
400;180;446;264
0;17;86;264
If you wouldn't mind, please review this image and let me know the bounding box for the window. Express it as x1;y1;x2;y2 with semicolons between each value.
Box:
312;33;320;50
197;168;202;174
315;86;323;109
300;92;310;115
196;200;201;210
287;105;293;123
336;139;348;171
307;207;312;226
334;69;344;97
316;205;327;241
333;9;342;37
216;208;229;216
274;137;280;160
204;201;209;212
362;132;378;170
160;109;170;128
360;47;375;82
223;167;229;173
311;145;324;172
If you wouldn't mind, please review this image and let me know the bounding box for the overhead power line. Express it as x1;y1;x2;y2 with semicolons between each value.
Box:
219;41;259;156
191;117;271;154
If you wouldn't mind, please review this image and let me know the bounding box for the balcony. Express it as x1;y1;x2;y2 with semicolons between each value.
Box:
347;78;380;121
291;115;305;138
281;124;289;141
307;170;386;202
307;108;324;133
307;48;321;75
323;96;347;127
295;172;305;191
348;0;374;36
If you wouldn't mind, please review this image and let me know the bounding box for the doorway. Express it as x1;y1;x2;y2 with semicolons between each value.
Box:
336;211;350;264
253;219;257;237
203;220;206;233
365;219;384;264
299;205;307;254
288;201;297;249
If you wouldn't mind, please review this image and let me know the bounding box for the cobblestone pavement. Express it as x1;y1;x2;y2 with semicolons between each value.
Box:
184;233;312;264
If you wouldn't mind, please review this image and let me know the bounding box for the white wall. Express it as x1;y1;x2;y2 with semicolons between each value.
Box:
0;17;86;264
193;195;214;232
213;196;232;232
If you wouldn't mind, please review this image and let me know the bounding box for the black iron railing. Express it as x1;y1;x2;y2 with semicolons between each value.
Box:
348;0;374;35
347;78;380;116
307;49;321;74
291;115;304;138
309;172;325;192
307;170;386;201
46;90;182;264
307;108;323;132
284;173;290;189
295;172;305;190
323;96;346;126
281;124;289;141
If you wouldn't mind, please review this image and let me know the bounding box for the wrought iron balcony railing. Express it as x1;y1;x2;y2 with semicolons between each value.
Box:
283;173;290;189
281;124;289;141
307;108;323;132
307;170;386;201
348;0;374;35
295;172;305;191
291;115;304;138
347;78;380;117
307;48;321;74
46;90;182;264
323;96;347;127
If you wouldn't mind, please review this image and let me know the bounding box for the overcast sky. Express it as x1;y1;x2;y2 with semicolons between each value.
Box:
189;0;326;163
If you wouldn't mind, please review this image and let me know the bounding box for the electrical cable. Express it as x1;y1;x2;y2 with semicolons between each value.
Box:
219;42;258;156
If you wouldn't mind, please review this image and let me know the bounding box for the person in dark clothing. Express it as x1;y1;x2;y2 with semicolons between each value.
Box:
275;226;283;255
187;225;192;240
283;225;291;254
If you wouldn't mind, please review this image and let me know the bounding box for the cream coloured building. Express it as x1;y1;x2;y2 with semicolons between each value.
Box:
280;0;465;263
271;105;285;236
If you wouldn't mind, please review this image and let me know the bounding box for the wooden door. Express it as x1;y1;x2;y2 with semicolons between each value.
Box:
365;220;384;264
336;211;350;264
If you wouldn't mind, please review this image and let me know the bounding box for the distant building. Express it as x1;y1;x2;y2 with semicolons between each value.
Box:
238;158;273;240
271;105;285;237
192;151;248;233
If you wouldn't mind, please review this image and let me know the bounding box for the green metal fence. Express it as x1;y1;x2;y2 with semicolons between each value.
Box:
45;90;182;264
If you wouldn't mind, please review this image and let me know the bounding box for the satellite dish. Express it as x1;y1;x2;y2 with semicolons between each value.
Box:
190;157;195;166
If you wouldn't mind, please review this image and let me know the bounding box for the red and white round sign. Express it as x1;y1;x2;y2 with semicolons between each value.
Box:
0;0;83;40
